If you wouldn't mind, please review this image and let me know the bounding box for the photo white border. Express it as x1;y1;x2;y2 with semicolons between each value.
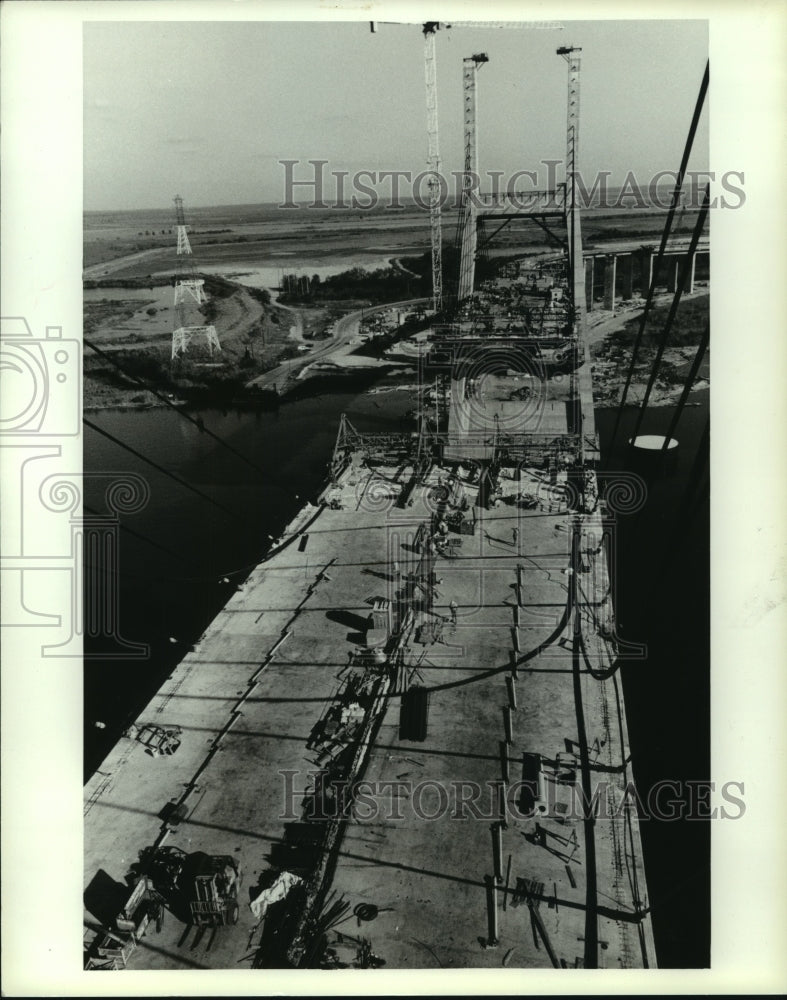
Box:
1;0;786;994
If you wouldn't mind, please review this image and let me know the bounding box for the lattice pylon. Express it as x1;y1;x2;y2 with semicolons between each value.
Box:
172;327;189;359
174;195;192;255
171;325;221;360
176;225;192;255
204;326;221;354
174;279;206;306
170;195;221;359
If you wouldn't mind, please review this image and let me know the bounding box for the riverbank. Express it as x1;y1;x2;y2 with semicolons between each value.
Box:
82;269;380;411
589;289;709;408
83;206;707;411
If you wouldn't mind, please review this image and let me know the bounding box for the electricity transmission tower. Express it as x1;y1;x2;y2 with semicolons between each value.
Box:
171;195;221;360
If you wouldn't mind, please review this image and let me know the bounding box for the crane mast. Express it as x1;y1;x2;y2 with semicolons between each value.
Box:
457;53;488;303
423;24;443;314
558;45;583;315
371;21;565;316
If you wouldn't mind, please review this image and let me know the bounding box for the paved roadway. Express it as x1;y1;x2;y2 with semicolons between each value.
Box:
247;297;430;393
583;236;710;258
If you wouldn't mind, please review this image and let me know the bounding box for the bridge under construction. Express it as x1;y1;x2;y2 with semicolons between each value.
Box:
83;28;711;972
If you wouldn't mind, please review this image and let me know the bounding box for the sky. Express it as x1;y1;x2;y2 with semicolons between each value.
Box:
83;18;709;211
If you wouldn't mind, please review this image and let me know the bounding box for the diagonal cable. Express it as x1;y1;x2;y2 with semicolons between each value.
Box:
83;417;240;520
629;185;710;441
84;336;268;478
606;60;708;463
82;502;196;565
660;321;709;452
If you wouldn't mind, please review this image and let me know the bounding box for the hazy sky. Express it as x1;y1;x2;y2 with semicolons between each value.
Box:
84;19;708;211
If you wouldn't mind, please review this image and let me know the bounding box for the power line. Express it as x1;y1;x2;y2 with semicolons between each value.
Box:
83;336;270;478
606;60;708;463
83;417;241;521
83;502;195;565
660;321;709;451
629;185;710;442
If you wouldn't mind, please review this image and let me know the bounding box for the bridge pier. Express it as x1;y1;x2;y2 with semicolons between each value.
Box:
666;255;680;293
584;257;594;312
639;248;653;294
603;254;617;311
620;254;634;300
695;249;709;286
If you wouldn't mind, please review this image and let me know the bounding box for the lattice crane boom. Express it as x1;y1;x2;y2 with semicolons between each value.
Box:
372;20;564;316
557;46;584;324
423;23;443;314
457;53;489;303
371;21;564;31
557;46;582;222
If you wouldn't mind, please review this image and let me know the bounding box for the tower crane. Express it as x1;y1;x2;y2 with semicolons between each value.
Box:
457;53;489;304
557;46;583;327
372;20;563;315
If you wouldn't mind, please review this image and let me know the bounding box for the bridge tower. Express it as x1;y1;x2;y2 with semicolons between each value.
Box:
171;195;221;360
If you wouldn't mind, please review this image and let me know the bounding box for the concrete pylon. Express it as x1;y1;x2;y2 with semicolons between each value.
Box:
584;257;594;312
451;377;468;430
603;254;617;311
687;252;696;293
696;250;709;286
458;205;478;302
667;256;680;293
639;248;653;294
620;254;634;300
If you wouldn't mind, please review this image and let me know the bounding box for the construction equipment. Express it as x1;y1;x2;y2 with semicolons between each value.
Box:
123;721;182;757
131;846;242;928
189;854;242;927
84;876;164;971
372;21;564;315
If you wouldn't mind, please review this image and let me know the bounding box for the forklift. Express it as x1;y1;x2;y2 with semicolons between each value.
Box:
130;846;242;929
188;853;241;928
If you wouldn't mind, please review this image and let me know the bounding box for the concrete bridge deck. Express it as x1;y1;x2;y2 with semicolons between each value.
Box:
84;449;655;970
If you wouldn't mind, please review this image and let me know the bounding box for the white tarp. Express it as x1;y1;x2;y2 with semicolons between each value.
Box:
249;870;302;920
